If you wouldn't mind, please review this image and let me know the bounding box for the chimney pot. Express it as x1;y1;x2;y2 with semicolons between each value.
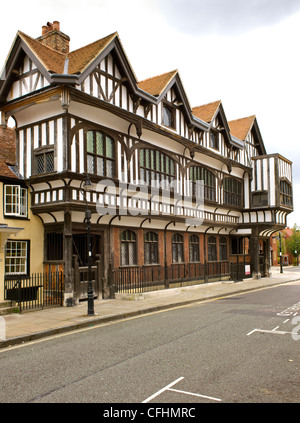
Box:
53;21;60;30
38;21;70;54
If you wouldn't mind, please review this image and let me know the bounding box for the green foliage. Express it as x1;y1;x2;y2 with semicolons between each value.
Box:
286;224;300;257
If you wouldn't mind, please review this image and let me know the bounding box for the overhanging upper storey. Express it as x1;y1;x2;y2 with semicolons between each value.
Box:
251;154;293;211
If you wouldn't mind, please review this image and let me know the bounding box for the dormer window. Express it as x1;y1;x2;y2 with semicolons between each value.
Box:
162;103;176;129
210;130;219;150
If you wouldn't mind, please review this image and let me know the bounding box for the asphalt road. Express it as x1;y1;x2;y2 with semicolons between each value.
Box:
0;280;299;404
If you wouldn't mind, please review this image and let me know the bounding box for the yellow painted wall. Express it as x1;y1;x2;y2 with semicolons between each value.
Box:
0;182;44;301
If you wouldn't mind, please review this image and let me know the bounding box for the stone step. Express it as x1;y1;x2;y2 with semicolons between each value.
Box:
0;301;12;309
0;301;19;315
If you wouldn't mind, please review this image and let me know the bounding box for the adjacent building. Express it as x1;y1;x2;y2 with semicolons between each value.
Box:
0;22;293;304
0;127;43;302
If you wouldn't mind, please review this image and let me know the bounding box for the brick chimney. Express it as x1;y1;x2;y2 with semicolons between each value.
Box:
37;21;70;54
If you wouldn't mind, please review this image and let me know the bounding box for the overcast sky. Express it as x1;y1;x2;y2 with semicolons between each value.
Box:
1;0;300;226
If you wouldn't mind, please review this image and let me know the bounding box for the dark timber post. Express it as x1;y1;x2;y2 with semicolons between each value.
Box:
250;227;261;279
64;210;74;305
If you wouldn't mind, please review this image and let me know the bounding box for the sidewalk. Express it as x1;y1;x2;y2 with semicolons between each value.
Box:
1;266;300;349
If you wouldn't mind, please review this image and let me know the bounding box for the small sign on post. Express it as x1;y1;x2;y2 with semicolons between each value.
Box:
245;265;251;276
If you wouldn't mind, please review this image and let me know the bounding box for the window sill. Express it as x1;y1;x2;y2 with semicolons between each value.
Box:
4;215;29;220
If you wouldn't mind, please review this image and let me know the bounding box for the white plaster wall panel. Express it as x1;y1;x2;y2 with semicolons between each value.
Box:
269;157;276;207
69;102;130;135
13;101;62;128
19;130;24;177
256;159;261;191
244;173;250;209
56;118;63;172
33;125;39;149
79;129;84;174
26;127;31;178
263;158;268;190
122;85;127;110
23;56;30;73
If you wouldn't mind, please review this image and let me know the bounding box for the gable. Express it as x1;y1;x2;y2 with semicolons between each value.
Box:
77;51;131;108
6;53;50;101
193;100;232;148
192;100;221;123
228;116;266;155
138;70;178;97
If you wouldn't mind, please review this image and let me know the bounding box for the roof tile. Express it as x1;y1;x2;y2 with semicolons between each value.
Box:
228;116;256;140
19;31;118;75
0;127;18;179
192;100;221;123
138;70;178;97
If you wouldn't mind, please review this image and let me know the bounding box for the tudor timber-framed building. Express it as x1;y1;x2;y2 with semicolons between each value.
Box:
0;22;293;304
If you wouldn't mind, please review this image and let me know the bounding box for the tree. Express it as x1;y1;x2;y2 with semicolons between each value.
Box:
286;224;300;264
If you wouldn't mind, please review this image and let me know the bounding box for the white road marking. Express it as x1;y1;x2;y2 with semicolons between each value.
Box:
247;329;258;336
142;376;222;403
142;377;184;403
247;328;292;336
169;387;222;402
283;319;290;323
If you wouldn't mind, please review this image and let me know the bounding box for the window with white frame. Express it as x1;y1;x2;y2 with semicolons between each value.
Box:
4;185;27;217
5;240;29;275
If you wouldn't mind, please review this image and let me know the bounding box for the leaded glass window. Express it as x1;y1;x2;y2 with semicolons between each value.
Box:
140;148;175;189
35;151;54;175
189;235;200;262
162;105;175;128
172;233;184;263
224;178;242;207
190;166;216;201
144;232;158;264
280;180;293;207
86;130;114;177
219;237;227;261
208;236;217;262
121;230;137;266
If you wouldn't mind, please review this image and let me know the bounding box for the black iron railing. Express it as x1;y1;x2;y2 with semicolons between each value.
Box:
113;261;250;294
4;271;64;313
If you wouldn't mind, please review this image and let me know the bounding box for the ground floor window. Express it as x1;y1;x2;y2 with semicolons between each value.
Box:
121;230;137;266
208;236;217;261
144;232;158;264
5;240;29;275
189;235;200;262
172;233;184;263
219;237;227;261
